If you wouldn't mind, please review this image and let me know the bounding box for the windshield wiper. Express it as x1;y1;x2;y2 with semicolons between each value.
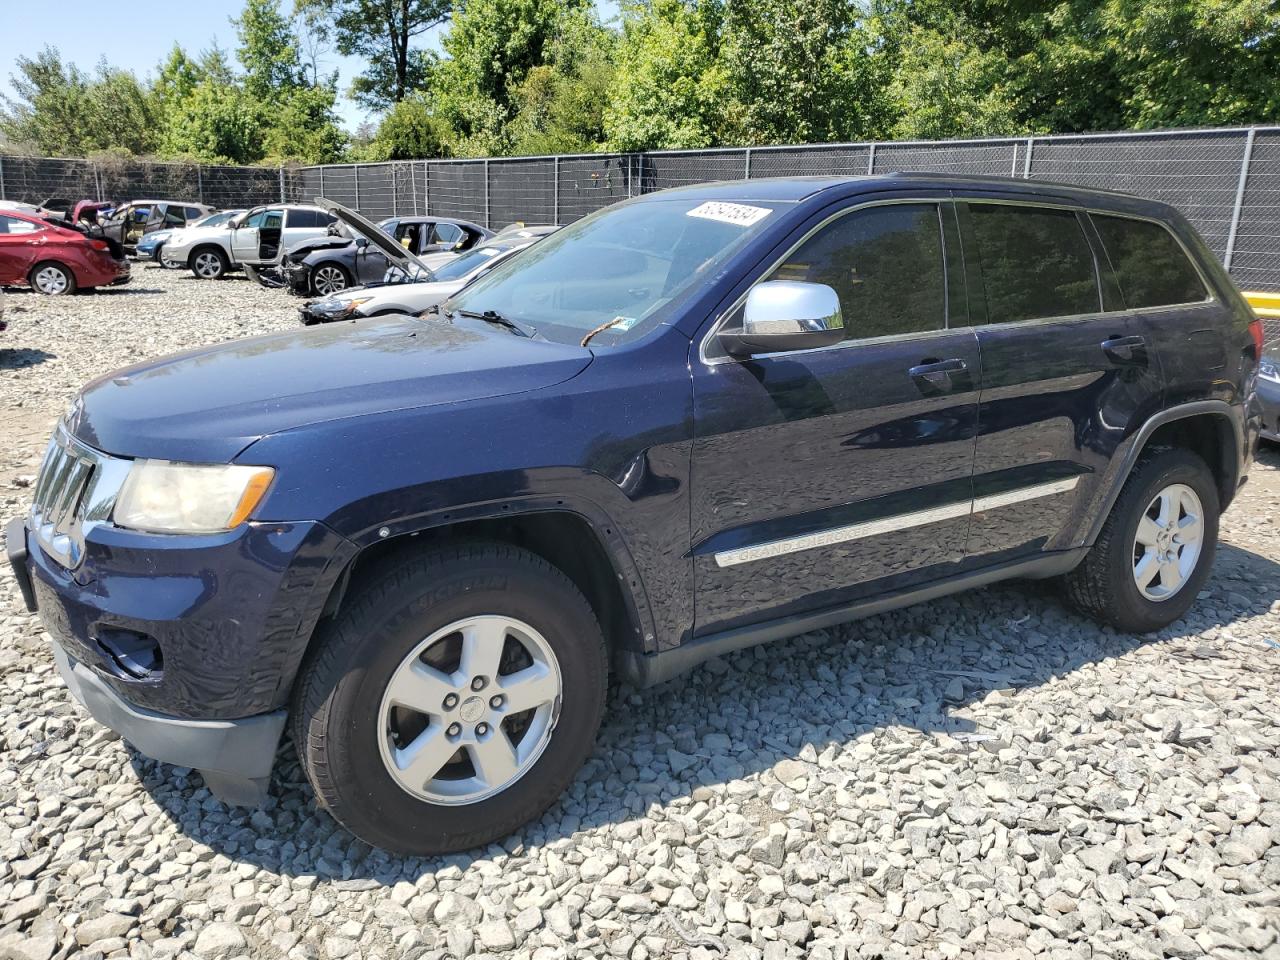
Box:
454;308;538;339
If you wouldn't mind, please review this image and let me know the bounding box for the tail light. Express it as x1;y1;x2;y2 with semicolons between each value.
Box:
1249;317;1264;360
89;239;111;253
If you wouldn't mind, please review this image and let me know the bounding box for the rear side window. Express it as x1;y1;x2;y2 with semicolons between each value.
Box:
768;203;947;340
967;204;1100;324
287;209;317;228
1091;214;1209;308
0;215;41;234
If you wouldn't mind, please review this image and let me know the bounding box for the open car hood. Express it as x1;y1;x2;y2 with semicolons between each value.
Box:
315;196;435;280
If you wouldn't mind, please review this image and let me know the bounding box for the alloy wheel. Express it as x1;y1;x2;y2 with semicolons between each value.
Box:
1132;482;1204;601
34;266;69;294
377;615;562;805
193;252;222;278
313;266;348;296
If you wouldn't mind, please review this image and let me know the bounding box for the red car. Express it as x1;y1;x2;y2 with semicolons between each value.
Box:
0;207;130;295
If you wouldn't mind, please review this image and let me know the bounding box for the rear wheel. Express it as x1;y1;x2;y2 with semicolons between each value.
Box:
1065;447;1218;633
311;263;351;296
189;247;228;280
29;261;76;295
291;542;607;855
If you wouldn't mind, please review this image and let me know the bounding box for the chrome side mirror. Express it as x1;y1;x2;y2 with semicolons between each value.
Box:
718;281;844;357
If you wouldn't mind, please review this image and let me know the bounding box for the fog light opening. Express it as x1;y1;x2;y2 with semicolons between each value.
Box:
95;629;164;680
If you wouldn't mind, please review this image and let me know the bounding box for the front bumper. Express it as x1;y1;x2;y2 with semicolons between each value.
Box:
284;263;312;295
6;513;357;801
52;642;286;804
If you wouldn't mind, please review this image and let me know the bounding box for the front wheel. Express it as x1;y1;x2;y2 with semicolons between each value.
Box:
189;247;229;280
1064;446;1219;633
310;263;351;296
291;542;607;855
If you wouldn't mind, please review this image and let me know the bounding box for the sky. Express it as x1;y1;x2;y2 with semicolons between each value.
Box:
1;0;437;132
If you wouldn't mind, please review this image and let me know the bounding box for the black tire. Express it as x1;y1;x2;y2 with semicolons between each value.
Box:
29;261;76;295
189;246;229;280
290;541;608;855
1064;446;1219;633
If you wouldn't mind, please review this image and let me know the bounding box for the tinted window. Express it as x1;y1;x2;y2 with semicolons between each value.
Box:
767;203;946;340
186;207;204;220
1092;214;1208;308
163;206;187;226
967;204;1099;324
287;209;317;228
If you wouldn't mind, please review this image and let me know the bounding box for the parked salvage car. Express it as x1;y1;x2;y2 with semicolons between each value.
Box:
1257;347;1280;442
284;216;492;296
0;208;129;294
137;210;244;265
165;205;337;280
99;200;214;252
299;206;554;323
6;175;1262;856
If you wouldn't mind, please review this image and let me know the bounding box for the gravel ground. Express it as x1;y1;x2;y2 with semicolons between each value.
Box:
1;267;1279;960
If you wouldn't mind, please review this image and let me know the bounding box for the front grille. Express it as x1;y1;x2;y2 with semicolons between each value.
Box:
29;427;128;568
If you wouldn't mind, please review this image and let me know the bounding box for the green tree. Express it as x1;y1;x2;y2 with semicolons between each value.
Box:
298;0;452;111
161;80;266;163
0;48;93;154
234;0;308;99
360;93;454;159
604;0;728;150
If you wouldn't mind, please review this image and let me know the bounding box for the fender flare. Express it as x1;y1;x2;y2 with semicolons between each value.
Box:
1083;399;1243;545
341;492;659;657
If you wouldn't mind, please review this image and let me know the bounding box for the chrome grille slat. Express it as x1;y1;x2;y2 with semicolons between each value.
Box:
28;425;129;570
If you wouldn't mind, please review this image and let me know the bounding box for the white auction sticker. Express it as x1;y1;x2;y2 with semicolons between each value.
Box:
685;201;771;227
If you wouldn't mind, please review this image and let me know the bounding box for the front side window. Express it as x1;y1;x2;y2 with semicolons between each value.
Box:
448;198;782;346
763;203;946;341
262;210;284;231
163;206;187;226
241;209;267;230
1091;214;1209;308
967;203;1100;324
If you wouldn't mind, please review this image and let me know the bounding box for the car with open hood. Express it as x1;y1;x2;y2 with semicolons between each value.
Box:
164;204;337;280
7;174;1262;858
283;215;492;296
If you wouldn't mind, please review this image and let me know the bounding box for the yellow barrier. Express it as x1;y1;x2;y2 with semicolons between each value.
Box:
1245;291;1280;320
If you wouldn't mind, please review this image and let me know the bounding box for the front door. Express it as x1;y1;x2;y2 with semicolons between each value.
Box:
690;199;982;637
230;208;265;263
958;198;1165;560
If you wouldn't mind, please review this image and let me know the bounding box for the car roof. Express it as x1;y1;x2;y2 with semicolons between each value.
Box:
632;172;1175;215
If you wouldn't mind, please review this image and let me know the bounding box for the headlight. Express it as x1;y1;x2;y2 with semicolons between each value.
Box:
114;461;275;534
314;297;371;319
1259;357;1280;384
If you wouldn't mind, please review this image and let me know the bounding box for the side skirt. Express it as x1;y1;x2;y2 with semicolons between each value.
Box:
619;548;1088;688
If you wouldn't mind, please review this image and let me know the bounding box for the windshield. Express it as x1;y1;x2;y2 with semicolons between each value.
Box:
195;211;238;229
447;199;780;345
432;244;508;282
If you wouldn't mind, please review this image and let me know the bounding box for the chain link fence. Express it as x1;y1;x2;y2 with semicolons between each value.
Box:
3;125;1279;289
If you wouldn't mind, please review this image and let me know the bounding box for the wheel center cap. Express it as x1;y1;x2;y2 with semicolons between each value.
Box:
459;696;485;723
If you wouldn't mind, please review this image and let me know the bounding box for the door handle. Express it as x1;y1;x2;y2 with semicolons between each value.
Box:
909;357;968;394
1101;334;1147;365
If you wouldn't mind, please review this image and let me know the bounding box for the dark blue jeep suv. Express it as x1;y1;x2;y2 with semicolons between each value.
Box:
6;174;1263;854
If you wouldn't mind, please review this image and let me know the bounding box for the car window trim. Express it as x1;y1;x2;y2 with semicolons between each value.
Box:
700;196;957;367
1084;209;1216;312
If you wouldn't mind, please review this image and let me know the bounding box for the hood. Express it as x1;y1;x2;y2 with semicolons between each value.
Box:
316;196;435;279
68;315;593;462
165;224;225;248
293;235;353;261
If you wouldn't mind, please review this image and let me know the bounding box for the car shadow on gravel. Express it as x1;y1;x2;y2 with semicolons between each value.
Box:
127;539;1280;882
0;347;56;369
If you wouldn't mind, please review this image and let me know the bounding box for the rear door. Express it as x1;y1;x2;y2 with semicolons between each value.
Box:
959;197;1164;560
689;197;983;636
0;214;45;283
